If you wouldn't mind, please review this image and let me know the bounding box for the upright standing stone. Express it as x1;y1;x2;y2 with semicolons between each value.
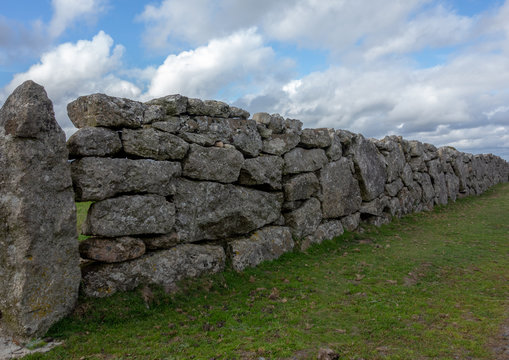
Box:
0;81;80;339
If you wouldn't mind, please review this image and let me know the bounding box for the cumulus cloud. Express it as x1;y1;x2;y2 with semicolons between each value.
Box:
0;16;48;65
1;31;140;135
48;0;107;38
145;28;291;100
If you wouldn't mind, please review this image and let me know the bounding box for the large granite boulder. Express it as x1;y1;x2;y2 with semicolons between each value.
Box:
346;135;387;201
284;197;322;239
0;81;80;339
81;245;225;297
238;155;284;190
71;157;181;201
83;195;175;237
228;226;294;271
122;128;189;160
79;237;146;263
174;179;283;242
283;173;320;202
319;158;362;218
68;93;145;128
67;127;122;158
283;147;328;174
182;144;244;183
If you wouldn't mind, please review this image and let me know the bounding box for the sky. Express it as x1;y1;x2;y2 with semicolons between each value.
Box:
1;0;509;160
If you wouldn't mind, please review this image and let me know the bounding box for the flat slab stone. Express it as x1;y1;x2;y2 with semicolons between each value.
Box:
81;244;226;297
229;226;294;272
71;157;181;201
67;127;122;158
284;172;320;202
238;155;284;190
122;128;189;160
283;147;328;174
0;81;80;339
174;179;283;242
79;236;146;263
82;194;175;237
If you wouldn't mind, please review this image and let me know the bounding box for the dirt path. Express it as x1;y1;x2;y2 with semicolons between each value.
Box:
490;317;509;359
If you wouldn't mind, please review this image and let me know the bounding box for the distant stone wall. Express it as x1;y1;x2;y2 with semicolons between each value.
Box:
67;93;509;297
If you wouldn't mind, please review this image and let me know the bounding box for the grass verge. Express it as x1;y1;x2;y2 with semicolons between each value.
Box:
28;183;509;359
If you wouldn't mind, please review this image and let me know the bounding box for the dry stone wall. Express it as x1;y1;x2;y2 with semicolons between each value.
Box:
68;92;509;298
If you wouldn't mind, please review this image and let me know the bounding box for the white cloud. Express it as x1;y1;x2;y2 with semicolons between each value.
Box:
145;28;288;100
49;0;107;38
1;31;140;135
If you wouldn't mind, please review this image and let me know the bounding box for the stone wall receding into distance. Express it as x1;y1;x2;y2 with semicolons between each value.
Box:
1;81;508;339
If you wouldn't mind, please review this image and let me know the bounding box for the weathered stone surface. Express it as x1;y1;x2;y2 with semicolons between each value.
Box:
228;226;294;271
152;116;186;133
83;195;175;237
283;147;328;174
174;179;283;242
253;112;272;125
284;197;322;239
378;137;405;182
72;157;181;201
81;244;225;297
262;132;301;155
326;131;342;161
142;233;180;250
183;144;244;183
79;237;146;263
179;132;217;146
314;220;344;243
187;98;231;117
360;197;387;216
385;179;404;197
445;172;459;201
239;155;284;190
427;159;448;205
145;94;188;116
401;163;414;187
68;93;145;128
341;212;360;232
67;127;122;158
299;128;332;148
415;172;435;206
229;106;250;119
122;128;189;160
284;172;320;201
319;158;362;218
261;118;302;155
347;135;387;201
0;81;80;338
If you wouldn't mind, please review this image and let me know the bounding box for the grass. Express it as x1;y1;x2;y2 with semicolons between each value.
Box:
76;202;91;241
28;183;509;359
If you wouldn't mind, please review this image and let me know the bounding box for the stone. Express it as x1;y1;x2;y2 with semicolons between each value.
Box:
314;220;344;243
378;137;405;182
145;94;188;116
283;147;328;174
341;212;360;232
122;128;189;160
174;179;283;242
284;172;320;202
82;195;175;237
71;157;181;201
229;106;250;119
326;131;342;161
252;112;272;125
415;172;435;205
179;132;217;146
0;81;80;339
187;98;230;117
262;132;301;156
79;237;146;263
267;114;285;133
143;104;165;124
401;163;414;186
360;197;387;216
183;144;244;183
427;159;448;205
67;93;145;128
445;172;459;201
142;233;181;250
228;226;294;271
67;127;122;158
299;128;332;148
81;244;225;297
238;155;284;190
385;179;404;197
284;197;322;239
347;135;387;201
364;213;391;227
319;158;362;218
151;116;186;133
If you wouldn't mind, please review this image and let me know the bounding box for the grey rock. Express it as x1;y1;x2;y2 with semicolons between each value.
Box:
415;172;435;206
145;94;188;116
0;81;80;338
228;226;294;272
187;98;230;117
67;93;145;128
365;213;391;227
341;212;360;232
385;179;404;197
283;147;328;174
401;163;414;187
360;197;386;216
282;200;305;212
314;220;344;243
142;233;181;250
72;157;181;201
174;179;283;242
445;172;459;201
252;112;272;125
326;131;342;161
347;135;387;201
67;127;122;158
267;114;285;133
143;104;165;124
81;244;225;297
79;237;146;263
386;197;402;217
284;197;322;239
229;106;250;119
122;128;189;160
319;158;362;218
378;137;406;182
284;172;320;201
179;132;217;146
83;195;175;237
427;159;448;205
262;132;301;156
299;128;332;148
239;155;284;190
183;144;244;183
151;116;186;133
